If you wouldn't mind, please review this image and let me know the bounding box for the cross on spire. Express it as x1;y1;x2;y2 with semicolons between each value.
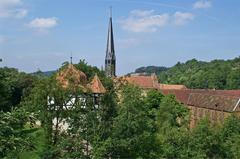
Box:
70;52;73;64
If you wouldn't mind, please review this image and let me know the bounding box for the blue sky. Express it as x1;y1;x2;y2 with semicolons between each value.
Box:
0;0;240;75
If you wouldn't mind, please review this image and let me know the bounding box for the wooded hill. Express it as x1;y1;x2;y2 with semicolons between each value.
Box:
134;57;240;90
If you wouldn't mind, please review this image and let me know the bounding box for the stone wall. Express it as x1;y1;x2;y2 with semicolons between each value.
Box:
187;105;232;128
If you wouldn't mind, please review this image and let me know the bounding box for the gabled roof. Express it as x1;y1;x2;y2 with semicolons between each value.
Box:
116;74;188;90
119;74;187;90
124;75;159;89
187;93;240;112
88;74;106;94
160;89;240;112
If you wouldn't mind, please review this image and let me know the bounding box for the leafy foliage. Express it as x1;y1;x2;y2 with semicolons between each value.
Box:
159;57;240;89
0;108;35;158
1;59;240;158
136;57;240;89
94;85;157;158
0;67;37;112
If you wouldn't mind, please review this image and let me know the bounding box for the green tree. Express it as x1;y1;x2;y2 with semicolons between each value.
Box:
219;115;240;158
226;68;240;89
188;118;223;158
144;89;164;134
0;67;36;112
0;108;34;158
156;95;189;130
22;76;76;158
158;57;240;89
155;95;189;158
92;85;118;158
102;85;156;158
75;59;105;81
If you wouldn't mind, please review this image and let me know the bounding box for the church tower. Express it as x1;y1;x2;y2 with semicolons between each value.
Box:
105;8;116;77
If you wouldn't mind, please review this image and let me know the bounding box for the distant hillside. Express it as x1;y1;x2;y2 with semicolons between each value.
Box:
134;57;240;90
134;66;168;74
31;70;56;77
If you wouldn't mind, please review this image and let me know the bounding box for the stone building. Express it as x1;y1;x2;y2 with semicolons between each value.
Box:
187;93;240;128
160;89;240;127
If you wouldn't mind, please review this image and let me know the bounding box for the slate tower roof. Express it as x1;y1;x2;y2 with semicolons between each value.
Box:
105;9;116;77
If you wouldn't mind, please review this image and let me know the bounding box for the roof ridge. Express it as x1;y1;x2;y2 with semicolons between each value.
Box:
189;92;239;98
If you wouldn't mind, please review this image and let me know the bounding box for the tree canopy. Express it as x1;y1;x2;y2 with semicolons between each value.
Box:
0;59;240;158
135;57;240;89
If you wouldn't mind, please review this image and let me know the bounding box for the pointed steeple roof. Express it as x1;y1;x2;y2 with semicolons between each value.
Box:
56;64;87;91
105;12;115;60
88;74;106;94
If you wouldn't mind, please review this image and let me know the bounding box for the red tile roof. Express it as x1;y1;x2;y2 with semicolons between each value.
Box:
124;75;159;89
117;74;187;90
160;89;240;112
56;64;106;94
116;74;240;112
160;89;190;104
56;64;87;90
88;74;106;94
187;93;240;112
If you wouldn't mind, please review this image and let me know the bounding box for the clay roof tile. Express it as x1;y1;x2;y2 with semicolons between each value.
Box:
56;64;87;90
88;74;106;94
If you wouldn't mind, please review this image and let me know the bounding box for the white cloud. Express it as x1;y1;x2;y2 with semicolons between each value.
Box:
193;0;212;9
29;17;58;28
28;17;58;32
120;10;170;32
120;10;194;33
173;12;194;26
0;0;27;18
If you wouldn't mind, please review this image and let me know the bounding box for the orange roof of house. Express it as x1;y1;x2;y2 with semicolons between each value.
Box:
88;74;106;94
56;64;87;90
118;74;187;90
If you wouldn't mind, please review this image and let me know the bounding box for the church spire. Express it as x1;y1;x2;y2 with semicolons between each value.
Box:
105;7;116;77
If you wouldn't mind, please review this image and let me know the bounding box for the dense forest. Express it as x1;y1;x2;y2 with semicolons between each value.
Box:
0;60;240;158
134;57;240;89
